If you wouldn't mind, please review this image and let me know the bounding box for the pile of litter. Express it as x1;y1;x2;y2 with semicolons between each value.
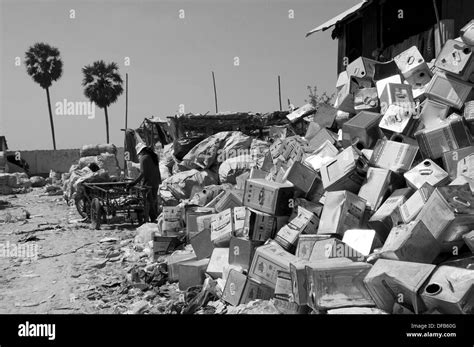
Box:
0;173;33;195
126;23;474;315
62;144;121;203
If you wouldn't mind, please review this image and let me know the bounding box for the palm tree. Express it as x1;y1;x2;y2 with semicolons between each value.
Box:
25;43;63;150
82;61;123;143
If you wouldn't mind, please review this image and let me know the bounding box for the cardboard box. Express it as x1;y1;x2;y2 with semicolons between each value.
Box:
235;172;250;190
442;146;474;179
243;178;294;216
275;206;319;252
206;248;229;279
309;238;365;262
335;80;355;113
404;159;450;189
398;182;435;223
222;269;248;306
416;184;474;251
284;161;324;200
190;229;214;260
295;234;332;260
244;208;289;242
457;153;474;178
425;72;472;109
215;190;243;212
186;207;215;240
308;128;337;150
435;39;474;81
178;258;210;290
286;103;316;123
241;277;274;304
354;87;379;112
335;110;352;128
378;104;416;135
162;206;183;234
379;83;414;114
370;139;418;173
248;242;299;289
228;236;263;271
167;249;197;282
461;19;474;46
195;213;214;234
363;259;436;313
313;103;338;128
420;266;474;314
463;230;474;252
368;188;413;241
358;167;405;211
210;209;233;247
342;111;382;149
394;46;432;87
419;99;450;129
304;140;339;172
336;76;373;113
380;220;441;263
274;270;293;301
306;260;374;310
320;147;368;193
290;258;352;306
318;190;366;237
347;57;377;79
376;75;402;97
272;270;310;314
154;234;183;259
233;206;248;237
342;229;382;256
415;118;472;159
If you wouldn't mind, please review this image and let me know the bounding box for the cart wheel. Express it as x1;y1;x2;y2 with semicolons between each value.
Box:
136;211;145;225
90;198;102;230
75;196;90;219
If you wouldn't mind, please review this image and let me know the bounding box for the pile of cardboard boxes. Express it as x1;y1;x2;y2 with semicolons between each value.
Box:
154;21;474;314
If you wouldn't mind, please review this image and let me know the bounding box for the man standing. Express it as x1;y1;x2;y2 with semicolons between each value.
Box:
128;143;161;222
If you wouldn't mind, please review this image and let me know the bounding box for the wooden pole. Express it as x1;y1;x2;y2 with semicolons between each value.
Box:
278;75;282;111
124;73;129;176
432;0;444;51
212;71;218;113
125;73;129;129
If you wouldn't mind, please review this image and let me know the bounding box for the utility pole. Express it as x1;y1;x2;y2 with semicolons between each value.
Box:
212;71;218;113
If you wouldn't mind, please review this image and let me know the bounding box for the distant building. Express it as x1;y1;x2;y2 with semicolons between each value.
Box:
306;0;474;74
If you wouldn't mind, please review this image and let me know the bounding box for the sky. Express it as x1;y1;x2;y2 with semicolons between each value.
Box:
0;0;359;150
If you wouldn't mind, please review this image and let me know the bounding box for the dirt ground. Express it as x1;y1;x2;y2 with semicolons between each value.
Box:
0;188;147;314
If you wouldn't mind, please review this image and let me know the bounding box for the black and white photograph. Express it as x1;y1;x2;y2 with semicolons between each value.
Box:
0;0;473;345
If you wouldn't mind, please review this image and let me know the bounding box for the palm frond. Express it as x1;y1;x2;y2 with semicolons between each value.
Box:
24;42;63;89
82;60;124;108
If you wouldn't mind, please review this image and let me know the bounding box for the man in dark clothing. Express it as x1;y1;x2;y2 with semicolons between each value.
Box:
128;143;161;222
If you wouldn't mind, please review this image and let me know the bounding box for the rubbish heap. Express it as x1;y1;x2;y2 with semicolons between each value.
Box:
0;172;34;195
145;22;474;315
62;144;121;203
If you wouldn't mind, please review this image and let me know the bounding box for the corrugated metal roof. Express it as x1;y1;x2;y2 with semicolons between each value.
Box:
305;0;371;37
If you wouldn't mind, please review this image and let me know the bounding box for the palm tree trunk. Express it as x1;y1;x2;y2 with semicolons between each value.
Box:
45;87;57;150
104;106;110;144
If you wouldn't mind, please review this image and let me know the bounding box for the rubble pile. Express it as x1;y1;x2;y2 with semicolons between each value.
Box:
143;27;474;315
